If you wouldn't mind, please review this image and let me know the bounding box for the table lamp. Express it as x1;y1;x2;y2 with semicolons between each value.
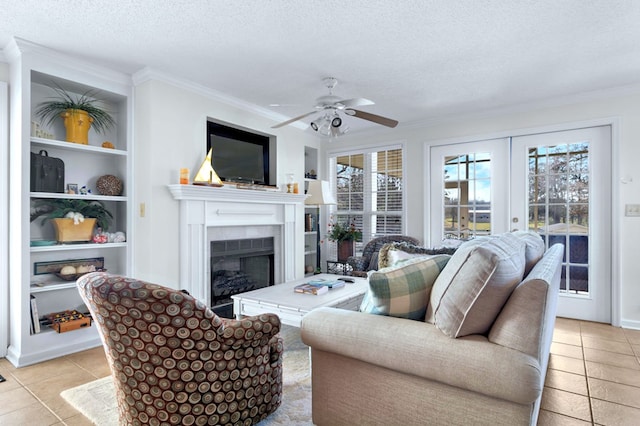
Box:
305;180;337;273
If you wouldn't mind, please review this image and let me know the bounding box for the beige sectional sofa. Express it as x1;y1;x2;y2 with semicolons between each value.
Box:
301;232;563;426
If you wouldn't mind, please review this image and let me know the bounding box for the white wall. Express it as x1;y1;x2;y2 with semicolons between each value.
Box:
329;92;640;329
0;62;8;81
132;77;318;286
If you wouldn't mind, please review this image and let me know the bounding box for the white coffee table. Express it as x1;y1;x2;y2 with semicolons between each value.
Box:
231;273;368;327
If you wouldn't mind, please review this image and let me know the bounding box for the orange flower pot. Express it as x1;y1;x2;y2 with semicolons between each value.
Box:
61;109;93;144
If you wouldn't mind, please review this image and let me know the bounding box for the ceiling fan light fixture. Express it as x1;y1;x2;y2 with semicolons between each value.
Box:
271;78;398;131
330;124;349;138
318;120;331;136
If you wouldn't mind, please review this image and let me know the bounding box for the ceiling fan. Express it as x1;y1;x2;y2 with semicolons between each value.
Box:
271;77;398;136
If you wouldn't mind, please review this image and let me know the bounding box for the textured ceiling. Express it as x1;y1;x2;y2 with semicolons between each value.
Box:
2;1;640;136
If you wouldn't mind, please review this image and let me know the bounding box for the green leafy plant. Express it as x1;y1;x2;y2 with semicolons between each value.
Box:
34;83;116;134
31;198;113;231
327;217;362;242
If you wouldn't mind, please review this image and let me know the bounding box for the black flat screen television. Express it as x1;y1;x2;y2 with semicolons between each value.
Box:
206;120;272;185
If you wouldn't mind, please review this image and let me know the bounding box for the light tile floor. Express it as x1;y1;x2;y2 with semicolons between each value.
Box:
0;318;639;425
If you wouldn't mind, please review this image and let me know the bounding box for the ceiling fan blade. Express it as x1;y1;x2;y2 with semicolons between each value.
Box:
338;98;375;108
344;109;399;128
271;110;318;128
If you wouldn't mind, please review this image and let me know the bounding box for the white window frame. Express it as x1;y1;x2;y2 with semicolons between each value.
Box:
328;143;406;257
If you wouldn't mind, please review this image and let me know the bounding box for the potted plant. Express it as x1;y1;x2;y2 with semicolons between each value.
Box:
327;217;362;261
31;198;113;242
34;83;116;145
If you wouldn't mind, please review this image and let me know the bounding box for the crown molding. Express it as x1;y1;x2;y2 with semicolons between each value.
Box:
400;82;640;131
3;37;132;87
132;67;308;131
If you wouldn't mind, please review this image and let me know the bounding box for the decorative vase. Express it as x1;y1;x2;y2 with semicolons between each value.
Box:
51;218;97;242
337;240;354;262
61;109;93;144
96;174;123;196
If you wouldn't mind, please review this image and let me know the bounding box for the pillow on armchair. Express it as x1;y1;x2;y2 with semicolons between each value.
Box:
366;251;380;272
347;236;421;277
378;242;458;269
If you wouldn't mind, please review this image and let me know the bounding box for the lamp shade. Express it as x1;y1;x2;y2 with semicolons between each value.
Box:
305;180;337;205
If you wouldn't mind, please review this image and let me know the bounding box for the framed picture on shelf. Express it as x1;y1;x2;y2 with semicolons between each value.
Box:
66;183;78;194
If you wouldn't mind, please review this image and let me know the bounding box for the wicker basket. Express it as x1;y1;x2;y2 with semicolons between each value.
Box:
51;218;97;242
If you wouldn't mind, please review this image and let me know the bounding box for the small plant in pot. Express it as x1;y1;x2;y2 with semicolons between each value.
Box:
34;83;116;145
327;216;362;262
31;198;113;243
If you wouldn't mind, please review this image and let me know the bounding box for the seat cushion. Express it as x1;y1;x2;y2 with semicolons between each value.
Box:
360;255;450;320
426;233;526;338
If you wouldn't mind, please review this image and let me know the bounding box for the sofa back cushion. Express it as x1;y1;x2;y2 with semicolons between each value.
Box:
360;255;451;320
512;230;546;276
426;233;526;337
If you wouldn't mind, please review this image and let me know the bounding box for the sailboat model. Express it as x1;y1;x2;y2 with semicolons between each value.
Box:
192;148;223;187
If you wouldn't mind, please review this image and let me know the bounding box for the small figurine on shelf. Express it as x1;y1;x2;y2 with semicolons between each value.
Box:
79;186;90;195
286;173;294;193
113;231;126;243
92;228;108;244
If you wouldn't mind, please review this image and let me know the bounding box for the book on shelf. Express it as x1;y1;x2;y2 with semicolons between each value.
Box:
30;295;41;334
294;283;329;295
307;278;345;289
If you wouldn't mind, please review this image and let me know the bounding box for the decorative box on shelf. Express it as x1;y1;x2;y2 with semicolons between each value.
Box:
44;310;92;333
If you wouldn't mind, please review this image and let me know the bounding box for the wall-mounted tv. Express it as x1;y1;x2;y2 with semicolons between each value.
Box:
206;120;275;186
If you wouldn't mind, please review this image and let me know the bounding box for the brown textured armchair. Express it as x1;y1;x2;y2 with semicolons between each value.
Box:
346;235;420;277
77;272;283;426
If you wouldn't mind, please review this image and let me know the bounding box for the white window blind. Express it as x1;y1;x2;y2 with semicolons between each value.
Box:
328;145;404;259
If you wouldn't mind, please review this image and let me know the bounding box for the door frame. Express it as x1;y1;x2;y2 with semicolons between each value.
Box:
1;81;8;357
423;117;621;326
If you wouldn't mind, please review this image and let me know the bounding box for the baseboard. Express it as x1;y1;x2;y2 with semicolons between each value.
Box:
620;318;640;330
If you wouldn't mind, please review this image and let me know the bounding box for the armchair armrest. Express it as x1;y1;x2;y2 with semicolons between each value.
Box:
220;313;281;347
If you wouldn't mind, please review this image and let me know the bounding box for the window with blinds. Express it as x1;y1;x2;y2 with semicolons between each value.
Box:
329;146;404;257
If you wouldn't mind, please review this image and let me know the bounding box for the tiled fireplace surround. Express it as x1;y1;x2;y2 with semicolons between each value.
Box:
168;184;307;305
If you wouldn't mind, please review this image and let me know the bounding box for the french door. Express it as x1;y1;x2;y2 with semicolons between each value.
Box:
511;127;611;323
430;126;612;323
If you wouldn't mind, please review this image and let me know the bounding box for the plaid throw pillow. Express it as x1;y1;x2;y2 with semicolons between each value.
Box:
360;255;451;320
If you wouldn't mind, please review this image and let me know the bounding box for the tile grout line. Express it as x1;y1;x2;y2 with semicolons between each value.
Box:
578;322;596;425
585;330;640;414
544;329;594;423
7;372;65;424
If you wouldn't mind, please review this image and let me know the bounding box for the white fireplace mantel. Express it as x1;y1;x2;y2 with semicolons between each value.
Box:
168;184;307;304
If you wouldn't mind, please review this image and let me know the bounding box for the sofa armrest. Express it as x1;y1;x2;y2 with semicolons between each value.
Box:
301;308;543;405
489;243;563;360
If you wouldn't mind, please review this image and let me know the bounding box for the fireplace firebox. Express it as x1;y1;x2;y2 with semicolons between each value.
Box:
210;237;275;318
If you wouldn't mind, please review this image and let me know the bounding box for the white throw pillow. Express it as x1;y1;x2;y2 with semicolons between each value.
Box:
426;233;526;338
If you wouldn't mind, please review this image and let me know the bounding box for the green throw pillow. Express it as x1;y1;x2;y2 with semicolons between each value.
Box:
360;254;451;320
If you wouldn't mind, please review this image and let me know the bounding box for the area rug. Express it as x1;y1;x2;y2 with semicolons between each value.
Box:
61;325;313;425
